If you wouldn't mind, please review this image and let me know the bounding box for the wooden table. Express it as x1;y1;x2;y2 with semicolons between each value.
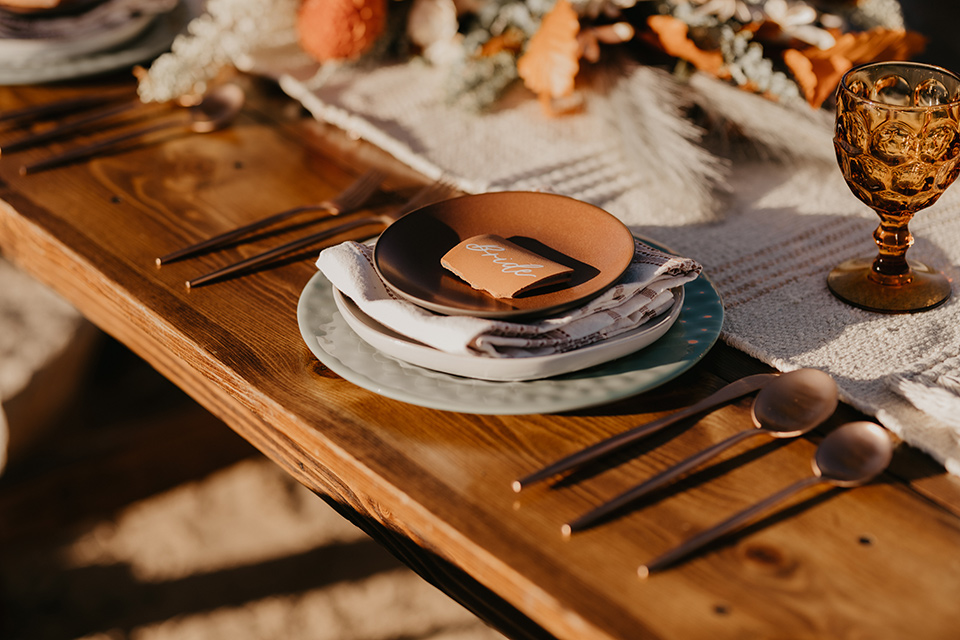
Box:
3;75;960;640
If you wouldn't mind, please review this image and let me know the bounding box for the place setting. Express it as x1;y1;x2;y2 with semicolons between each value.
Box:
296;56;960;473
296;187;724;415
292;55;958;578
146;170;719;413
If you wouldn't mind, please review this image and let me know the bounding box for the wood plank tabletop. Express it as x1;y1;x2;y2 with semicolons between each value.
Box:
3;75;960;640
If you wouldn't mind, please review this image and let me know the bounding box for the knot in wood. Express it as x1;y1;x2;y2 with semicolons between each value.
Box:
741;542;798;577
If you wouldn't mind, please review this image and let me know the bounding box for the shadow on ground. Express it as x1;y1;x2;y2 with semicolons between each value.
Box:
0;338;503;640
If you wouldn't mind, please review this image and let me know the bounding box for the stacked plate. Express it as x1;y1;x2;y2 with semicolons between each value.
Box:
297;192;725;414
0;0;188;84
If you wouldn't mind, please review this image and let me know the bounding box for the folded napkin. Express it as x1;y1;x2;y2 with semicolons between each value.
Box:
316;239;701;358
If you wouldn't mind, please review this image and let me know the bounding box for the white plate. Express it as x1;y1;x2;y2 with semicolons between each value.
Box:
333;286;683;381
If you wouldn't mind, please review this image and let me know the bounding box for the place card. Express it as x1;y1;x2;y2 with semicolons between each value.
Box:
441;234;573;299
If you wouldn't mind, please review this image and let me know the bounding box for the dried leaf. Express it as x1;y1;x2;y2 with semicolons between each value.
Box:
517;0;581;115
783;49;849;108
784;28;927;108
803;27;927;67
645;15;724;76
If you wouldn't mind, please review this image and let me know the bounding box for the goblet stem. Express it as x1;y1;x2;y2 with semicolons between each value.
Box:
829;209;950;312
870;214;915;285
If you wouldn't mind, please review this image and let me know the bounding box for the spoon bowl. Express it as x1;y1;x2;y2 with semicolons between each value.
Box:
752;368;839;437
184;83;246;133
814;420;894;486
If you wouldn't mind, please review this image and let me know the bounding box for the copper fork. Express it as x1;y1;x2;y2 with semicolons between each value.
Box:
0;87;134;127
157;169;386;266
184;176;459;289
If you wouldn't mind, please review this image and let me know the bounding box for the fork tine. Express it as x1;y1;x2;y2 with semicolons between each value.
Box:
156;169;385;266
394;176;458;217
330;168;386;212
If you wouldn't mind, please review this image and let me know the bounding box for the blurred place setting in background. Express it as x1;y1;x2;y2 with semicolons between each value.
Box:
0;0;193;85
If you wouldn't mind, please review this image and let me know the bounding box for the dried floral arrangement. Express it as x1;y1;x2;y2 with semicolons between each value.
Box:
138;0;922;115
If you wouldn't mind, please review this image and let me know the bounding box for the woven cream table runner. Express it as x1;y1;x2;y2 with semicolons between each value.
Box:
268;56;960;477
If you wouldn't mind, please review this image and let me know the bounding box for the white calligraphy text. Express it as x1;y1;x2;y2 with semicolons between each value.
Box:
465;243;543;278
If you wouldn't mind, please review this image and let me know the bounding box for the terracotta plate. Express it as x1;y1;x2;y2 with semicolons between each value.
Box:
373;191;636;319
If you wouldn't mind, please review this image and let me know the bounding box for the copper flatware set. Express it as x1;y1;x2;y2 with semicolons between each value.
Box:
515;369;894;575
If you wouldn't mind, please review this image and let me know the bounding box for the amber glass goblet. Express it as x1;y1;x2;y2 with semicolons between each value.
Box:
829;61;960;313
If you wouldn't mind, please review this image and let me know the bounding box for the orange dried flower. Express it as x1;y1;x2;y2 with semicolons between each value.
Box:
517;0;581;115
297;0;387;63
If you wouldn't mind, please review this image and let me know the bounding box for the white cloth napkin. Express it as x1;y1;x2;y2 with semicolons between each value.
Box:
316;239;701;358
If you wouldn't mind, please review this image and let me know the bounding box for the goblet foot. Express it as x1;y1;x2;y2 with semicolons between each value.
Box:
827;257;951;313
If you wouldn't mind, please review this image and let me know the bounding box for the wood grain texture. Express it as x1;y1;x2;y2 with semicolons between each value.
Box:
3;76;960;640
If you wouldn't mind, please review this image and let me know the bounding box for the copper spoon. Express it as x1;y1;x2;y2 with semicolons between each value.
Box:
638;420;893;577
19;83;245;175
513;372;782;492
563;368;838;536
